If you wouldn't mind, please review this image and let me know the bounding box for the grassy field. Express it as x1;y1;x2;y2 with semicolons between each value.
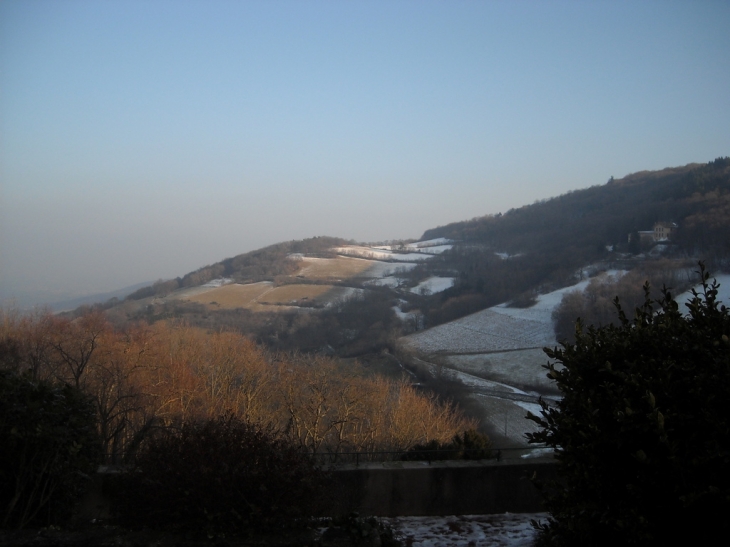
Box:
183;282;274;309
295;256;380;279
181;281;360;310
259;283;337;304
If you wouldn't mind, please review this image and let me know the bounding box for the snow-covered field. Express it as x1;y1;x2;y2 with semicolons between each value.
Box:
399;275;609;449
373;238;454;251
409;277;455;295
411;244;454;254
384;512;546;546
399;269;730;452
334;245;436;262
402;308;557;354
201;277;233;288
401;272;637;354
444;349;558;395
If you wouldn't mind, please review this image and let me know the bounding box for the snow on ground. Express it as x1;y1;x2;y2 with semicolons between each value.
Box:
406;237;454;248
320;287;365;307
402;271;629;354
490;279;590;324
495;252;523;260
374;238;454;251
414;357;547;449
513;400;544;417
444;349;559;395
676;272;730;311
201;277;233;288
409;277;456;295
474;393;543;449
369;276;401;288
415;358;528;396
409;244;453;254
384;513;546;546
402;309;557;354
334;245;436;261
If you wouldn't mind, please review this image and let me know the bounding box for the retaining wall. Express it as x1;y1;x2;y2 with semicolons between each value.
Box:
82;458;558;520
327;458;557;517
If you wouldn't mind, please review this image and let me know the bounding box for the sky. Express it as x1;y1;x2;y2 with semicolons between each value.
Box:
1;0;729;307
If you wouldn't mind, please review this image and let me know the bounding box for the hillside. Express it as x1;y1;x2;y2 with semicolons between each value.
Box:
74;158;730;359
415;157;730;326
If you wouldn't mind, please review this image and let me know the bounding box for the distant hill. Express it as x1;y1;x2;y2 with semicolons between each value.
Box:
123;236;350;301
423;159;729;256
413;157;730;324
77;157;729;357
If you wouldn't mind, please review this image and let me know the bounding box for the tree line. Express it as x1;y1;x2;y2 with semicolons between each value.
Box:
0;308;473;463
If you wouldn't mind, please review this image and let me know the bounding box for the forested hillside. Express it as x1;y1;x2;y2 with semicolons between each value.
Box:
423;159;730;255
417;158;730;326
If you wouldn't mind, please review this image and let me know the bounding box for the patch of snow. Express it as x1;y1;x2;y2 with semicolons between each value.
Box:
384;513;546;546
201;278;233;288
495;252;523;260
449;369;529;395
648;244;669;257
402;274;611;354
444;349;559;396
392;305;412;321
522;448;554;459
406;237;454;248
411;244;453;254
409;277;455;295
368;276;401;288
514;400;545;417
333;246;435;262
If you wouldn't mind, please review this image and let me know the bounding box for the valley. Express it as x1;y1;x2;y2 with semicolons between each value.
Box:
53;158;730;457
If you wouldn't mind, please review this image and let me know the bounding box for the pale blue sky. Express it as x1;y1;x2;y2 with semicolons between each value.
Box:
1;0;729;306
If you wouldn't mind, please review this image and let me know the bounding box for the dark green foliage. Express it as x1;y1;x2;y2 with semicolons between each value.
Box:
0;371;100;529
112;414;327;537
527;264;730;545
402;429;493;461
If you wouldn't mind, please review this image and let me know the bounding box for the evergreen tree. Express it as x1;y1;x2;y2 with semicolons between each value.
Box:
528;264;730;545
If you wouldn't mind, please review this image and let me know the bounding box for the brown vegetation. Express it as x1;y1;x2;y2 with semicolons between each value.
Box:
0;308;474;463
295;256;379;279
552;260;695;342
181;282;274;309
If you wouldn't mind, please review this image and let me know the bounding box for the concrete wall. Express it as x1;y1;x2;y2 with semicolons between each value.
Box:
82;458;558;520
327;458;557;517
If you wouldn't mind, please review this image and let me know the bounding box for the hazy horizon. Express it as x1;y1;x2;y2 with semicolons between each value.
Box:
2;1;729;308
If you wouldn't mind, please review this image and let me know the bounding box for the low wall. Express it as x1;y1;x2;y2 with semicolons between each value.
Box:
327;458;557;517
82;459;558;520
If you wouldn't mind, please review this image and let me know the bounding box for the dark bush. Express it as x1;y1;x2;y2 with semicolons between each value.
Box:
402;429;493;461
112;414;327;537
0;370;100;529
528;265;730;545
